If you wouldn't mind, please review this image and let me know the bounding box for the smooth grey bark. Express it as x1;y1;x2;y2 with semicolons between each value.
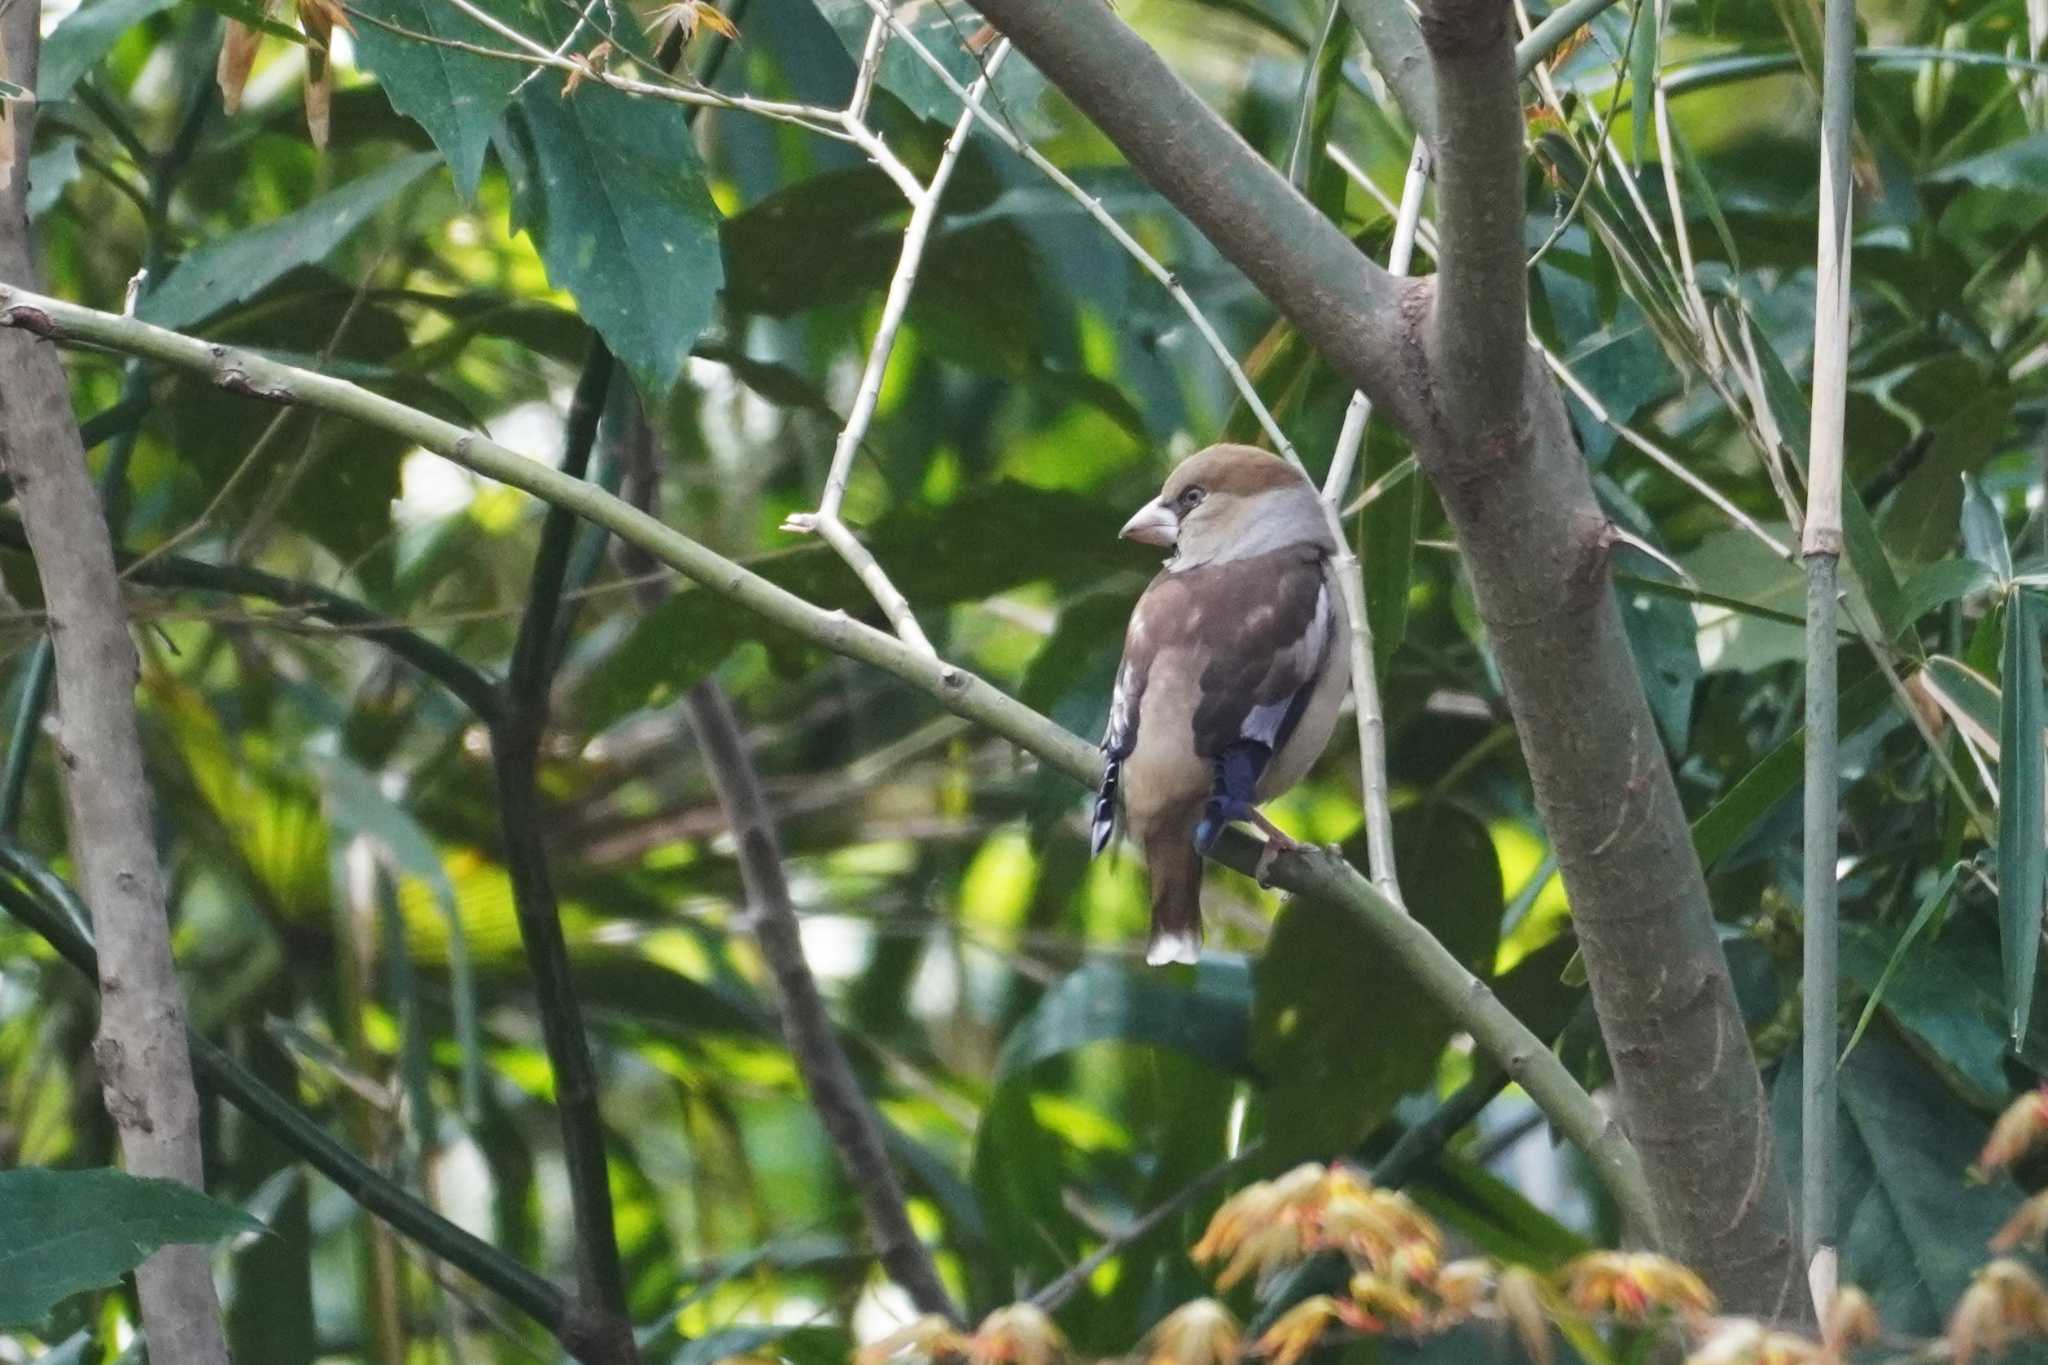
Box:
0;13;232;1362
963;0;1803;1317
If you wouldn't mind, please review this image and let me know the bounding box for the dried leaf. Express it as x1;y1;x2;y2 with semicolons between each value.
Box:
217;18;268;114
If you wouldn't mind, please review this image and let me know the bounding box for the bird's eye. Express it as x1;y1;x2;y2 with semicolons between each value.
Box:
1178;485;1207;511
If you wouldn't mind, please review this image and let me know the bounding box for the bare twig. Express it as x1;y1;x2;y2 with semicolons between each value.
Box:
1319;140;1430;904
858;0;1314;460
1029;1146;1259;1312
781;44;1016;657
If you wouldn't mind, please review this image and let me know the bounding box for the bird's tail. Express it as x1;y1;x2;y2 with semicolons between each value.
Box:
1142;820;1203;966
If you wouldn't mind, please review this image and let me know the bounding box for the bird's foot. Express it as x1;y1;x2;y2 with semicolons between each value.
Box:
1194;798;1305;871
1249;809;1305;853
1193;794;1252;853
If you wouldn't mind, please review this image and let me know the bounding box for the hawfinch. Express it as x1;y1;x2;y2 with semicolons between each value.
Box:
1091;444;1351;966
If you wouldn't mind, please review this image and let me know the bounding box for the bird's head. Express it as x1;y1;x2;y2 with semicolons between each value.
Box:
1119;443;1332;569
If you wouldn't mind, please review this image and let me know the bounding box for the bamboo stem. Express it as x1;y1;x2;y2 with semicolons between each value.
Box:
1801;0;1857;1309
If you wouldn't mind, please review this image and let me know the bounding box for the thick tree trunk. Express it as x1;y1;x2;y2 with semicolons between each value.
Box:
0;17;232;1363
961;0;1803;1317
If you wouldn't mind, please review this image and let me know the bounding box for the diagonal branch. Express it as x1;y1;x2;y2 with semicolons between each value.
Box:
0;288;1654;1240
780;43;1018;658
933;0;1417;432
616;414;960;1322
955;0;1799;1315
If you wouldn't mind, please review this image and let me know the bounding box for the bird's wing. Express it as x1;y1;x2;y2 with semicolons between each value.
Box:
1187;546;1335;763
1092;572;1177;856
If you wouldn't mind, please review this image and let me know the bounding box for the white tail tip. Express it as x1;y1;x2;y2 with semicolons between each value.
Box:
1146;931;1200;967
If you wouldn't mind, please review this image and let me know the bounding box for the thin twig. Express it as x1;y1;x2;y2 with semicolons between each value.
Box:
782;44;1017;657
855;0;1303;464
1319;139;1430;905
1029;1145;1259;1312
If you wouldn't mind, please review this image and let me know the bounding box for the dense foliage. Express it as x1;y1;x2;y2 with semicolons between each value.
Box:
5;0;2048;1357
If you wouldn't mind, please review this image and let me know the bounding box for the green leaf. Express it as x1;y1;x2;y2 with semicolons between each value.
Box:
140;153;440;330
1882;389;2015;567
1683;526;1805;673
498;72;724;398
1252;807;1503;1161
0;1168;262;1328
36;0;180;102
995;959;1254;1081
1628;0;1656;167
1691;670;1891;869
1961;473;2013;584
350;0;523;200
1924;130;2048;190
191;0;307;43
312;752;480;1120
28;139;81;220
1840;881;2010;1108
1923;654;2002;752
1839;863;1964;1073
1773;1037;2017;1334
1998;589;2045;1040
1897;558;1996;627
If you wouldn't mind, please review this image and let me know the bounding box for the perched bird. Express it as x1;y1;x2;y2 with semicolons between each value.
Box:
1092;444;1351;966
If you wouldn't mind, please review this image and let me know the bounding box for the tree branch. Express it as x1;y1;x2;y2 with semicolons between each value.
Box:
0;288;1655;1240
945;0;1418;432
615;414;959;1321
495;339;638;1365
682;681;963;1321
1420;0;1527;440
0;15;230;1360
959;0;1800;1315
1342;0;1439;145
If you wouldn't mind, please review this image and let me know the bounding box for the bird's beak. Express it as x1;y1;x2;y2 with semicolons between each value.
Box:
1119;499;1178;547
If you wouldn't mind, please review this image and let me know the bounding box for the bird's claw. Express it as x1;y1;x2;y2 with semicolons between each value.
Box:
1254;840;1283;887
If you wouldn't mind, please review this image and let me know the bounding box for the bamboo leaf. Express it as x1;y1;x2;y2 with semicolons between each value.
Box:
1961;473;2013;584
1998;589;2045;1040
1691;671;1892;869
36;0;179;102
1839;862;1963;1069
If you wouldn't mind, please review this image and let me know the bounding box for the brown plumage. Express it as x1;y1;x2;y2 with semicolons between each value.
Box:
1092;445;1350;964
